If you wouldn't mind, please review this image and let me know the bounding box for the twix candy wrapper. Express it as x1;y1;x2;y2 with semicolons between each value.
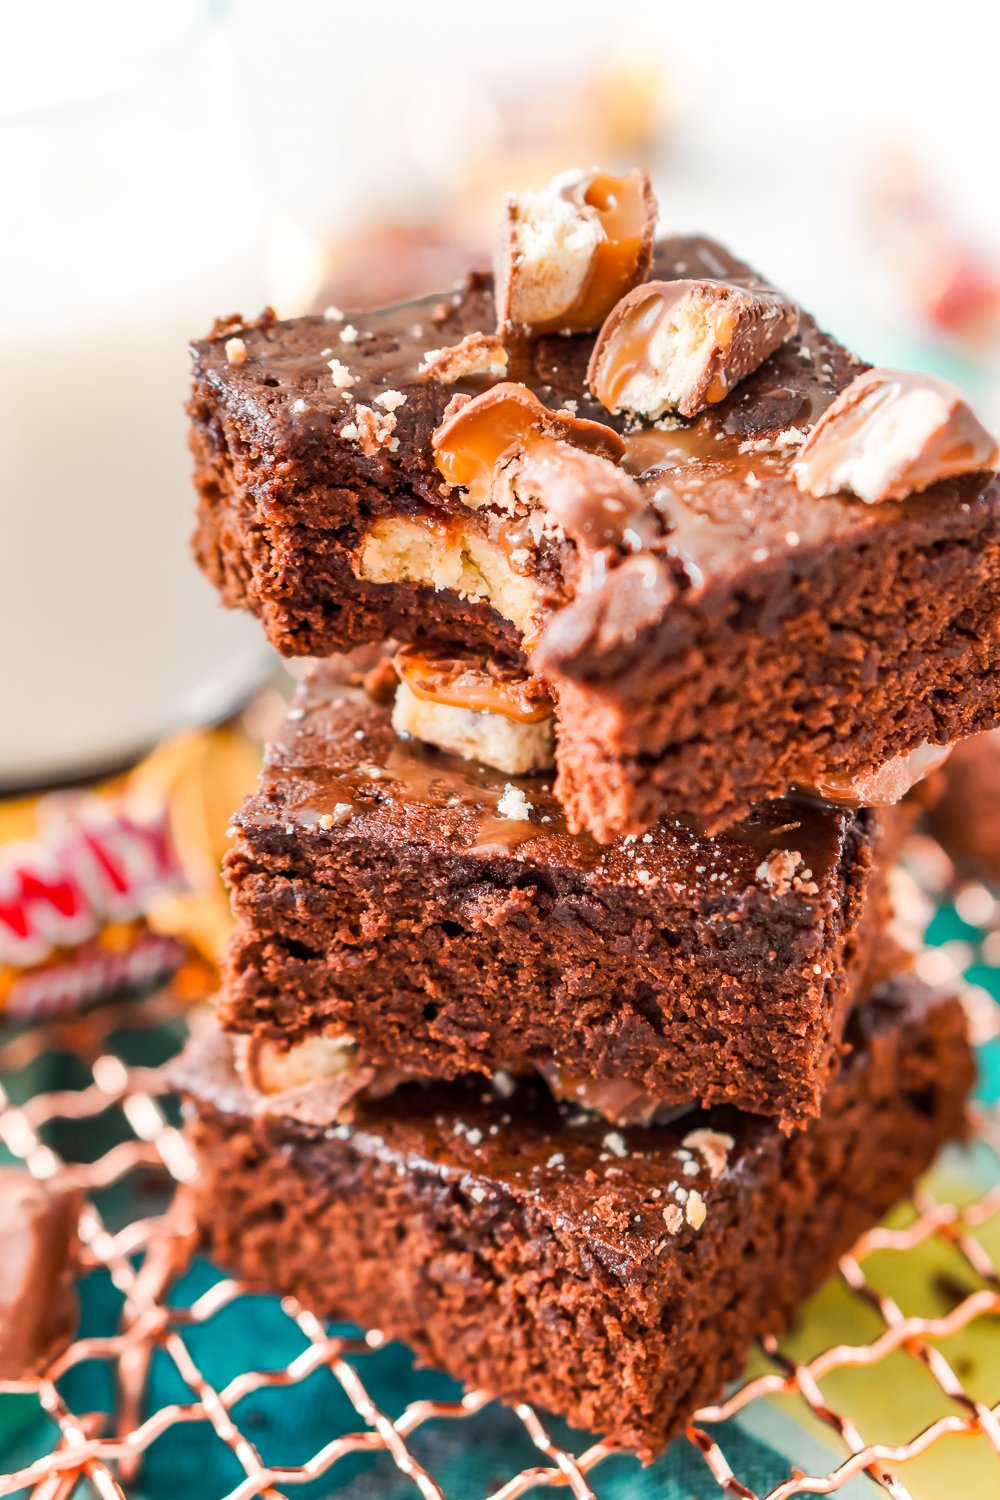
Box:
0;718;264;1023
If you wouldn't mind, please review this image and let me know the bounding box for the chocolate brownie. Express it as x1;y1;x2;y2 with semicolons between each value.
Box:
177;977;973;1459
189;235;1000;836
927;731;1000;884
220;667;909;1128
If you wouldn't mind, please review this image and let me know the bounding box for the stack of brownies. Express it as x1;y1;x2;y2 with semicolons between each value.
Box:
176;167;1000;1455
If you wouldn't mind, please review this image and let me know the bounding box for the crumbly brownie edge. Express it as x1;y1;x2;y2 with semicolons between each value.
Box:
182;981;973;1458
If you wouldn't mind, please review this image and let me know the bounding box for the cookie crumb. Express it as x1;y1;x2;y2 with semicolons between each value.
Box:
755;848;818;897
340;404;398;455
682;1128;734;1181
497;784;532;821
374;389;407;411
492;1070;516;1098
685;1190;707;1229
662;1203;683;1233
328;358;356;389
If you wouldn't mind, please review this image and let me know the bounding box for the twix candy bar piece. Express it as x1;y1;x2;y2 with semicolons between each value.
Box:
0;719;262;1021
588;277;799;420
432;381;624;507
391;644;555;776
432;382;660;561
0;793;189;1019
792;367;999;504
495;166;657;336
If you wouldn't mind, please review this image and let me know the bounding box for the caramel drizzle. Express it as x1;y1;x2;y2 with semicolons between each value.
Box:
432;382;623;505
394;646;552;725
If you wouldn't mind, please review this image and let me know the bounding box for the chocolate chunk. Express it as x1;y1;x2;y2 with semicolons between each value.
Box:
536;552;676;665
722;384;809;437
587;277;800;419
792;367;999;503
512;438;662;556
0;1168;81;1379
495;167;656;336
432;381;624;506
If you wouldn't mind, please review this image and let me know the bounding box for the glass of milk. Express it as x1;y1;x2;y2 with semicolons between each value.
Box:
0;2;271;788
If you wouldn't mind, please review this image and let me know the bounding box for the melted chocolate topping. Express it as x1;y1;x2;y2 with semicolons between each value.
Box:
196;237;1000;685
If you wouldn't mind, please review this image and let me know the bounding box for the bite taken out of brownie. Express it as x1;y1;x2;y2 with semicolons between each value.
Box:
219;665;911;1130
189;229;1000;838
176;975;974;1461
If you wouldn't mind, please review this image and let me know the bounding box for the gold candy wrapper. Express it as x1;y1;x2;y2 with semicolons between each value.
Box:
0;718;264;1022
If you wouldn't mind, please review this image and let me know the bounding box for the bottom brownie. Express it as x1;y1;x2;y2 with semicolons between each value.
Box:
176;976;972;1460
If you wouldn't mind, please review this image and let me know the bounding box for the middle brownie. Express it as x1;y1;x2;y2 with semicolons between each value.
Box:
222;665;906;1128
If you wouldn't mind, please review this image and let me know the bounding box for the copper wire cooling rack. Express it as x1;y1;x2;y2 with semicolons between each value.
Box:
1;863;1000;1499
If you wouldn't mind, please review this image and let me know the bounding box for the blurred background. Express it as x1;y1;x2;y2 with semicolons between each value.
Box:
3;0;999;790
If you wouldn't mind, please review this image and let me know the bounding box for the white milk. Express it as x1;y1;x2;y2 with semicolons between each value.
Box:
0;5;270;786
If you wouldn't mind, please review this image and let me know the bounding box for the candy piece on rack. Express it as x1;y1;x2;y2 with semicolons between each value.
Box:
495;166;656;336
178;978;974;1460
587;277;799;419
392;646;555;775
927;728;1000;885
0;1168;81;1378
792;368;999;503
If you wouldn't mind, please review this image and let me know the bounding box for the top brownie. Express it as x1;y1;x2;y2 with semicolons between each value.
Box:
190;235;1000;835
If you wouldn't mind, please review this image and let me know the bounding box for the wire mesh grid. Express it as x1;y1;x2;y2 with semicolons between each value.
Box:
1;862;999;1499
